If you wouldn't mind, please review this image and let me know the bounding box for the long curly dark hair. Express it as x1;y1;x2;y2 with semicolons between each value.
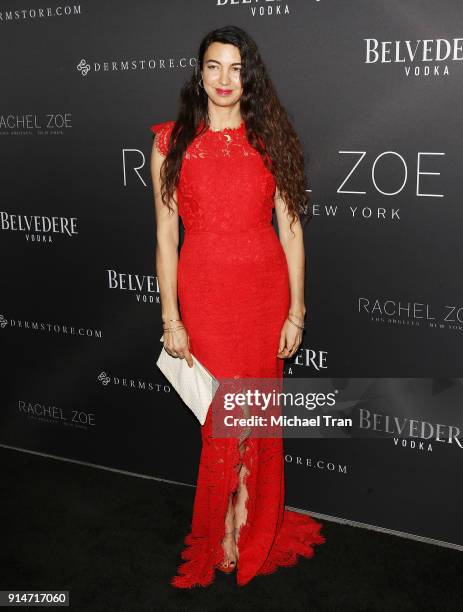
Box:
157;25;312;234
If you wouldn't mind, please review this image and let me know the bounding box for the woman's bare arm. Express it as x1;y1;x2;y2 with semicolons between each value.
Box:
150;139;193;366
273;188;306;359
274;188;306;319
150;140;180;320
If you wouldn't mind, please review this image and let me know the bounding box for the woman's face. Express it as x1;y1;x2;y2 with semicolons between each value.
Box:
201;42;243;108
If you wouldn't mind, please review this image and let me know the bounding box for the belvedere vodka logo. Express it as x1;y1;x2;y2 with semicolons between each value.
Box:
0;113;73;134
107;269;160;304
359;407;463;452
359;296;463;332
286;348;328;375
364;38;463;77
216;0;291;17
0;211;78;243
77;56;197;76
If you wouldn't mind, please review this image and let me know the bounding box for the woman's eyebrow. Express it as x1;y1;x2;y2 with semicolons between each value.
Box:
206;59;242;65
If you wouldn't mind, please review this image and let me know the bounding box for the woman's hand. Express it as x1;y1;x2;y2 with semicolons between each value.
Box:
163;324;194;367
277;316;304;359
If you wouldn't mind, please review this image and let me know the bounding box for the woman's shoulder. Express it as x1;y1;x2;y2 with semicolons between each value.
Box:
149;119;175;134
149;120;176;156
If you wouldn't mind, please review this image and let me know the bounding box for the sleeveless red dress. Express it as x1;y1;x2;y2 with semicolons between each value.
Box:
150;119;325;588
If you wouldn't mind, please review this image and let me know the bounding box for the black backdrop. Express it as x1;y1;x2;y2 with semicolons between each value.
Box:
1;0;462;550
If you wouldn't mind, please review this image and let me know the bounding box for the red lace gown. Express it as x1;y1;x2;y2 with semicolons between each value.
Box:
150;119;325;588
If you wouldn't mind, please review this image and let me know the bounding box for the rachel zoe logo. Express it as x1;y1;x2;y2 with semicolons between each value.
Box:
0;113;72;135
364;38;463;76
312;149;444;222
358;297;463;332
0;211;78;243
18;399;95;430
0;5;82;22
107;269;159;303
216;0;291;17
77;56;196;76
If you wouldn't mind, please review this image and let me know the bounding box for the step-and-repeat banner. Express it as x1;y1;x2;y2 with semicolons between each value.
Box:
1;1;461;549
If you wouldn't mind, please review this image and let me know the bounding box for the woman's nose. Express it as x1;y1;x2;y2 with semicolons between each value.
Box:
220;71;231;85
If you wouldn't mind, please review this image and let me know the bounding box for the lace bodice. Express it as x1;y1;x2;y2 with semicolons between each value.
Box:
150;120;276;234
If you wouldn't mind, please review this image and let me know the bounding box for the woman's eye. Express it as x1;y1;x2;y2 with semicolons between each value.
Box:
206;65;241;72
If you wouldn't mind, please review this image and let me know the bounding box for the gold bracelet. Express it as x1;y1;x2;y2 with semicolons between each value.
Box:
288;314;305;329
288;310;306;322
163;326;185;332
287;317;304;331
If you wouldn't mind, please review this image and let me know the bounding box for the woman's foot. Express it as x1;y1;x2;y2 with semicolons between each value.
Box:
217;494;238;573
217;530;237;572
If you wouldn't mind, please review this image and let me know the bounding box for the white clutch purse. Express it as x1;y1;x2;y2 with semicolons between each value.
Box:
156;334;220;425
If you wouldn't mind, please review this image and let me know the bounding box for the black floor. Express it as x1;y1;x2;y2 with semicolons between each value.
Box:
0;446;462;612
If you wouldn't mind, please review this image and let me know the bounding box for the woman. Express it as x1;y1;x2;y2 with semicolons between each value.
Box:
150;25;325;588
